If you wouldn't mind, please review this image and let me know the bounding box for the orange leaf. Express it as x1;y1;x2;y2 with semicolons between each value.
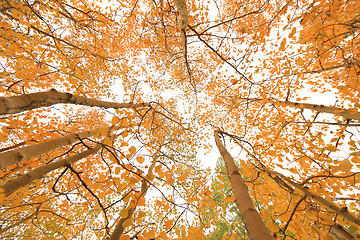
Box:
138;211;146;219
120;235;130;240
165;219;173;230
178;173;187;181
0;187;4;204
137;197;146;206
159;231;170;240
137;156;145;164
339;159;352;173
289;27;296;38
351;156;360;163
111;116;118;125
129;146;136;155
280;38;287;50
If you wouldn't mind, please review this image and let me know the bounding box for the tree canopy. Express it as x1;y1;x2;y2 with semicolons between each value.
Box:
0;0;360;239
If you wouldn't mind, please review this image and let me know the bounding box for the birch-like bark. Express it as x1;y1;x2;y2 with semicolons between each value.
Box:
0;128;105;169
109;151;159;240
0;144;101;197
0;89;150;116
214;130;274;240
173;0;188;31
245;98;360;121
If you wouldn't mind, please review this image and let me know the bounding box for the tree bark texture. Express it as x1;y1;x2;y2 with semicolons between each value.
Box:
173;0;188;30
0;128;101;169
0;144;101;197
0;89;150;115
214;130;274;240
330;224;355;240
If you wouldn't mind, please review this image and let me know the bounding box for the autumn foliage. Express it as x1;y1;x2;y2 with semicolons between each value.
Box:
1;0;360;239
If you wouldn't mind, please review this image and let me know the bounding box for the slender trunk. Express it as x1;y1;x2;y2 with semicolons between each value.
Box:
269;170;360;226
214;130;274;240
0;144;101;198
109;151;159;240
330;224;355;240
246;98;360;121
0;128;105;169
280;100;360;121
0;89;150;115
173;0;188;31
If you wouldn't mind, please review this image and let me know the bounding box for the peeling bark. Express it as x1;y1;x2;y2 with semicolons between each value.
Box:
214;130;274;240
0;89;150;116
0;144;101;198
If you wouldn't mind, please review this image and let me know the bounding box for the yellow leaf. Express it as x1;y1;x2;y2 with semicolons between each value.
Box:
339;159;353;173
137;156;145;164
